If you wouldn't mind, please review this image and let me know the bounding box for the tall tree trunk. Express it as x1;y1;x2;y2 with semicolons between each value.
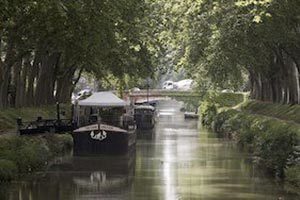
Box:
13;60;23;108
56;66;83;103
0;38;15;108
56;67;76;103
35;52;60;106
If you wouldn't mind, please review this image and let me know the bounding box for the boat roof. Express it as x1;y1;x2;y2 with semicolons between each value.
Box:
73;124;127;133
134;105;155;111
78;92;129;107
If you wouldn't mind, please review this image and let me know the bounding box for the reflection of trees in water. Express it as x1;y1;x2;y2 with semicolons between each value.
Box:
4;150;136;200
0;184;9;200
90;171;106;184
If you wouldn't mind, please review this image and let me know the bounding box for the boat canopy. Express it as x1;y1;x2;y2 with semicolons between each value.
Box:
78;92;129;107
134;105;155;111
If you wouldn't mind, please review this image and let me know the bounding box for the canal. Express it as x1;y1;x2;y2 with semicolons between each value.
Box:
1;100;298;200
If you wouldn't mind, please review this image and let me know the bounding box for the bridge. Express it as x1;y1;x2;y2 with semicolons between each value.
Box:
124;89;202;104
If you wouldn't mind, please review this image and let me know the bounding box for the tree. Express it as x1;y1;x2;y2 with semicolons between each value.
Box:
0;0;156;107
159;0;300;104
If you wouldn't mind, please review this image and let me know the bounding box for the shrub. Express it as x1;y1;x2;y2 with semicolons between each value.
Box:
214;92;244;108
285;165;300;187
0;159;17;182
0;136;50;173
212;109;239;134
43;134;73;156
252;120;298;177
212;110;300;178
222;112;257;149
0;134;73;176
200;101;217;128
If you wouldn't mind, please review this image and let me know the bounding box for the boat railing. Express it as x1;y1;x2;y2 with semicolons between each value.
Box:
17;117;75;134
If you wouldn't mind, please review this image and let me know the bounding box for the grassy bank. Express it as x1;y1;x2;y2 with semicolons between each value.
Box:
199;91;245;127
0;104;72;132
242;101;300;124
200;94;300;189
0;134;73;182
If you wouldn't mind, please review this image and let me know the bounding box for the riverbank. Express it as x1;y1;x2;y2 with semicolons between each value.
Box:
200;93;300;190
0;134;73;182
0;104;71;134
0;105;73;182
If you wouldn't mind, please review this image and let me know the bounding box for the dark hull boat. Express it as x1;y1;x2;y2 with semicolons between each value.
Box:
72;124;136;155
134;105;156;130
184;112;199;119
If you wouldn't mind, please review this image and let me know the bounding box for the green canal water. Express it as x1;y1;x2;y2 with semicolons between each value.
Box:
0;100;298;200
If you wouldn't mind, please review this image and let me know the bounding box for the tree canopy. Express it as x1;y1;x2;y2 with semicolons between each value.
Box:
0;0;299;107
0;0;158;107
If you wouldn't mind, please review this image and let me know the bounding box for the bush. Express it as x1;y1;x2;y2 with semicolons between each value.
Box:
0;134;73;176
212;109;239;134
0;136;50;173
201;90;300;179
252;119;298;177
43;134;73;156
212;110;300;178
214;92;244;108
0;159;17;182
285;165;300;187
200;101;217;128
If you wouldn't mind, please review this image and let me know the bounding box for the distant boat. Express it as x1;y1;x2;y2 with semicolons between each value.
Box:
184;112;199;119
134;105;156;130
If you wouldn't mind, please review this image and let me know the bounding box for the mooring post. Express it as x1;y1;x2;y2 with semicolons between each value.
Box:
16;117;22;135
56;102;60;121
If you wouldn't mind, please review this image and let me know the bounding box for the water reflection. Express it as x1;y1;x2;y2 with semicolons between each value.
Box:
6;151;136;200
3;100;299;200
136;129;155;140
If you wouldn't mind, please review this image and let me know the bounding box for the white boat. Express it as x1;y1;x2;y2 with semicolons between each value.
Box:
184;112;199;119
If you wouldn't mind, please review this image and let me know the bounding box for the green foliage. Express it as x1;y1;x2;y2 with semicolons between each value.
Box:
212;110;300;178
0;0;158;108
212;109;240;134
285;165;300;188
200;91;245;128
147;0;300;104
205;93;300;178
0;159;17;182
0;136;50;173
203;91;245;109
0;134;72;178
43;134;73;157
251;119;298;176
200;101;217;128
214;93;245;108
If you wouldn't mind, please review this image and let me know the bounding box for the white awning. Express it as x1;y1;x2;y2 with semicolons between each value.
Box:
78;92;129;107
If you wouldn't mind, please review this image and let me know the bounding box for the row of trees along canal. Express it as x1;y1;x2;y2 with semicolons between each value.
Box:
151;0;300;105
0;0;163;108
1;0;299;109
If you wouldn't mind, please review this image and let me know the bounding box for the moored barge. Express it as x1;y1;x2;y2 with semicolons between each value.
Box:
72;124;136;155
73;92;136;155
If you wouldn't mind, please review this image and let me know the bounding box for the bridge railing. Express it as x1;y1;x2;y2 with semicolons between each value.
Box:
126;89;201;97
